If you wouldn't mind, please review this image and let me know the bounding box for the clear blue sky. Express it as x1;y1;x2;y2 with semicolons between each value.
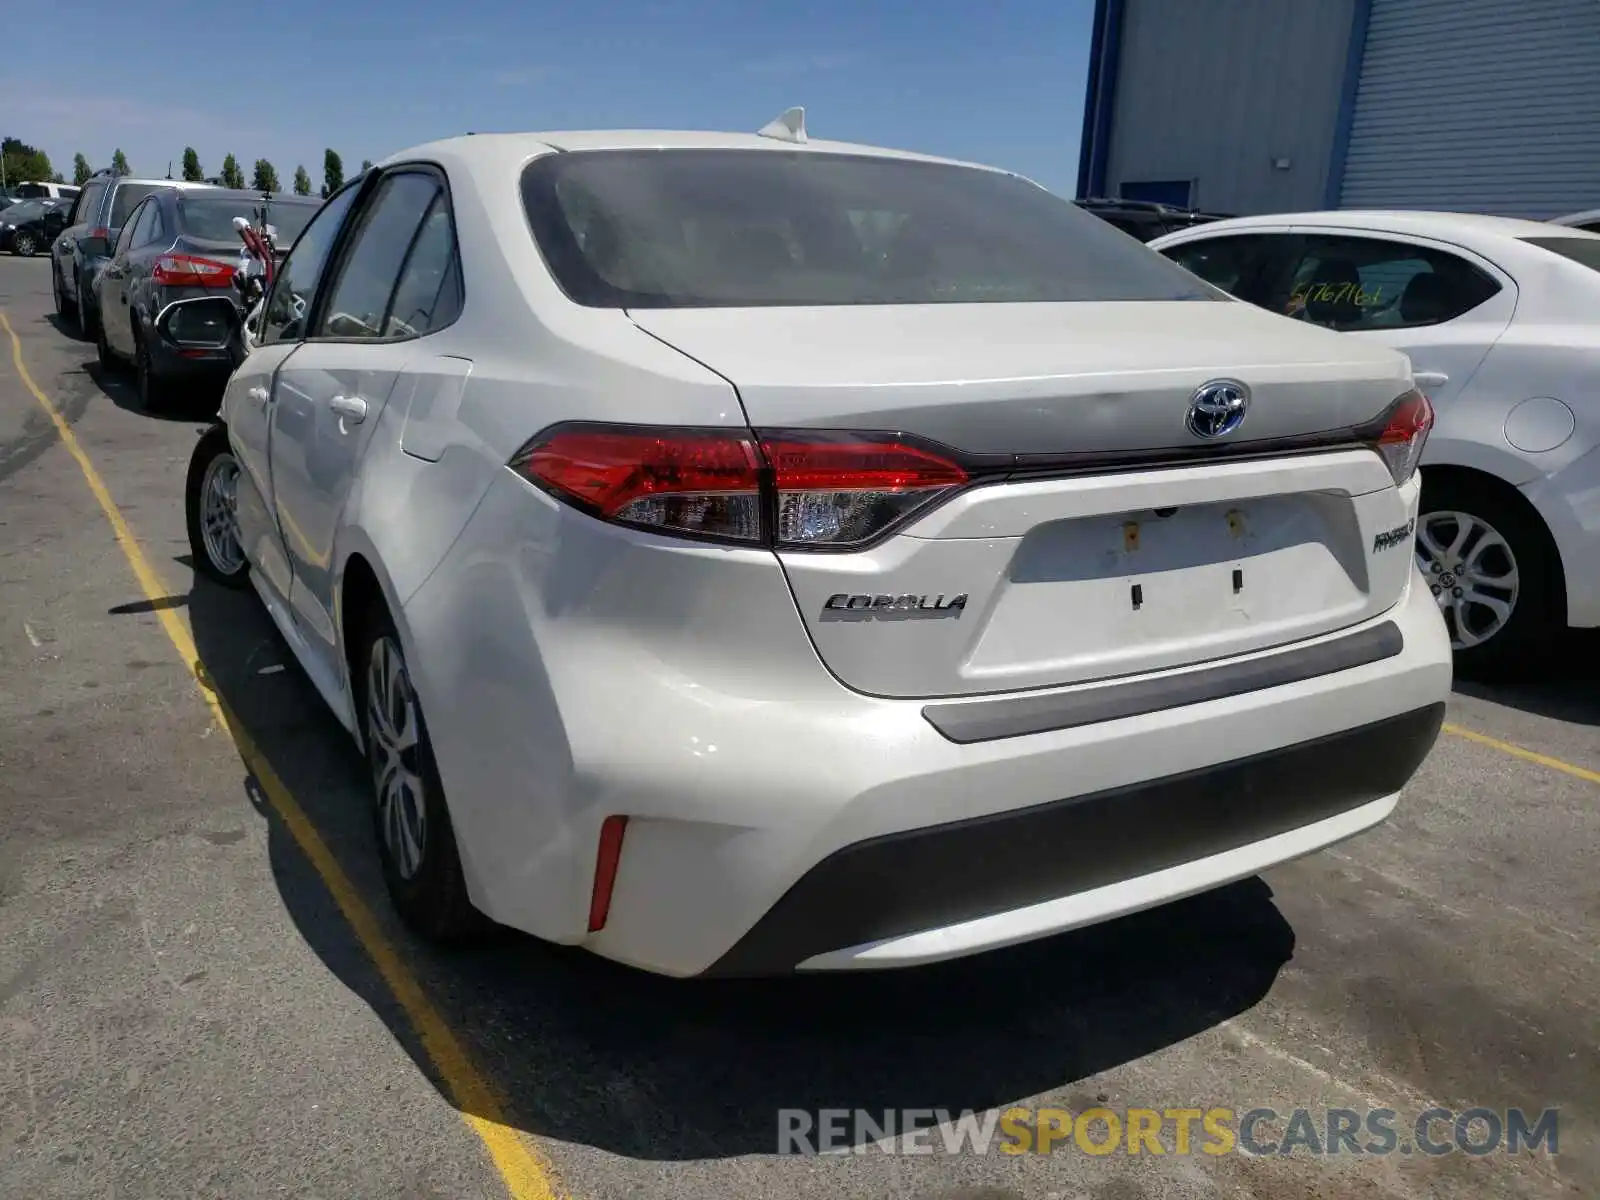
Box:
3;0;1093;194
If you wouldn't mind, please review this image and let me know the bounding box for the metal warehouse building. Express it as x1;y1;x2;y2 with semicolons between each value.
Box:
1076;0;1600;218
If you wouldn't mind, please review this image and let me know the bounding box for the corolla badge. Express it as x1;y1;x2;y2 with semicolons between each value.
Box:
1186;379;1251;439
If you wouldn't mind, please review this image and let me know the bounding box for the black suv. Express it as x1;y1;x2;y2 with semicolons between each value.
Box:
1075;197;1233;243
51;171;219;340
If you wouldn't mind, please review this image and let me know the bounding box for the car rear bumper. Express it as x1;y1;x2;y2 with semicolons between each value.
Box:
405;477;1453;977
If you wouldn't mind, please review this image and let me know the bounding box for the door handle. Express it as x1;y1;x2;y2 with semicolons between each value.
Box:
1414;371;1449;388
328;394;368;425
247;385;270;404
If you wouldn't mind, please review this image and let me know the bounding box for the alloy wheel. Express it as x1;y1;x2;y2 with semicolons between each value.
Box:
198;452;246;576
367;636;427;880
14;232;37;256
1415;509;1520;650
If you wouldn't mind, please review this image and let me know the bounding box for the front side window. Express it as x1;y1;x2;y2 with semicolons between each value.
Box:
315;171;443;340
259;183;363;345
1276;235;1501;330
521;150;1216;308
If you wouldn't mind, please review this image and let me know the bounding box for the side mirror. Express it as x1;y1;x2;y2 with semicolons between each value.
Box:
155;296;241;351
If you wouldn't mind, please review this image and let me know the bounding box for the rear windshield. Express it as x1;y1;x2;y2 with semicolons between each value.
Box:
1522;236;1600;273
109;183;166;228
3;200;44;221
520;150;1217;308
180;196;321;244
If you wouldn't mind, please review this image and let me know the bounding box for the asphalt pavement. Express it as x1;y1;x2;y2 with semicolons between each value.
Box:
1;253;1595;1200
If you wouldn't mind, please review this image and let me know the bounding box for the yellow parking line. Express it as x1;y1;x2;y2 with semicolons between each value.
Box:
1442;721;1600;785
1;310;564;1200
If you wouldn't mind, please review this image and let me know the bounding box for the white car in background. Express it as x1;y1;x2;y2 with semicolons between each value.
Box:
1551;209;1600;234
1152;213;1600;677
166;121;1451;976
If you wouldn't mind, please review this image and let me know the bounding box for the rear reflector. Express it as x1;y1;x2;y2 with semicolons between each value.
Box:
1369;388;1434;486
152;253;236;288
510;424;968;549
587;815;629;933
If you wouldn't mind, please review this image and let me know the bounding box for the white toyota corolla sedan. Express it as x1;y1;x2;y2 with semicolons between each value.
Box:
1151;212;1600;677
170;117;1452;976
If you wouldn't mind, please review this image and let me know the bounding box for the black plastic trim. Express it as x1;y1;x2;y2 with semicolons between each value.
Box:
923;620;1403;744
704;702;1444;976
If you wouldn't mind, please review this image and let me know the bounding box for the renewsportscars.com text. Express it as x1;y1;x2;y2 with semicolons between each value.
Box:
777;1106;1559;1157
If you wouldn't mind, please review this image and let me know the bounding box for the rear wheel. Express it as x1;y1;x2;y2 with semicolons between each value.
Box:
95;320;117;371
358;606;482;942
184;426;251;589
133;327;166;412
53;265;76;321
78;275;99;342
1415;474;1562;679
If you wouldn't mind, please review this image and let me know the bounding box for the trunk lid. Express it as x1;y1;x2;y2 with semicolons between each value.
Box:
630;302;1421;700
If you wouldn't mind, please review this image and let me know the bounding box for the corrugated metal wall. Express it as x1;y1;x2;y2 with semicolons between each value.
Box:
1105;0;1354;214
1340;0;1600;216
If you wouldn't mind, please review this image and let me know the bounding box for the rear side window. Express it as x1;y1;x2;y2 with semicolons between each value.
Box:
1276;235;1500;330
110;183;164;229
380;197;463;337
1522;236;1600;272
314;171;445;340
520;149;1216;308
70;182;107;227
1160;234;1277;301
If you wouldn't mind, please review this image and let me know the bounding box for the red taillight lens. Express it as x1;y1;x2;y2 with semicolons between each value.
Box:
763;431;968;547
510;424;970;549
1370;388;1434;485
153;253;236;288
513;426;764;542
87;226;110;241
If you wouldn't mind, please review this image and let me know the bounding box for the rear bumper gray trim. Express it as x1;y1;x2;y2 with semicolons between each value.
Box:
922;620;1404;744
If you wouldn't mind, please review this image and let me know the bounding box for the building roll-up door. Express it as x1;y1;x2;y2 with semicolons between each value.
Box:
1339;0;1600;218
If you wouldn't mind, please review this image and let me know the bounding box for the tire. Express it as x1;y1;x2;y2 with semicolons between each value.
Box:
13;231;37;257
356;604;482;942
95;320;118;372
1415;472;1563;680
133;326;165;412
78;278;99;343
53;264;77;321
184;425;251;589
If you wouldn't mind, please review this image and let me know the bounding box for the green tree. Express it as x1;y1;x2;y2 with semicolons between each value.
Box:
292;164;312;195
250;159;280;193
181;147;204;182
360;159;373;173
322;148;343;198
72;153;91;185
110;148;129;175
51;171;65;183
1;137;53;188
221;154;244;189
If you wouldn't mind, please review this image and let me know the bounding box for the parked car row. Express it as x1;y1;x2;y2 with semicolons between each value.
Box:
43;168;322;409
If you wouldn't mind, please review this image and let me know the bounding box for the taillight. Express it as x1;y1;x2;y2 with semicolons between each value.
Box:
152;253;235;288
510;424;970;549
1368;388;1434;485
764;431;968;547
87;226;110;241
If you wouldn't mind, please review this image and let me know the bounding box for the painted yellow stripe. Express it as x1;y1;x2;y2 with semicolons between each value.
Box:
1;310;563;1200
1442;721;1600;785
